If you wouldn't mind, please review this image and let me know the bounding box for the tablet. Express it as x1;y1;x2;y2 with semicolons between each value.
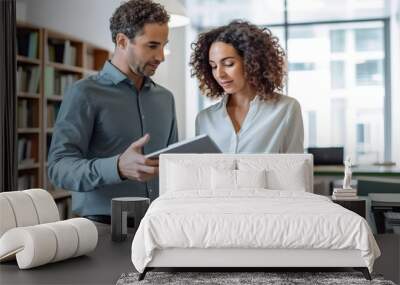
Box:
145;134;221;159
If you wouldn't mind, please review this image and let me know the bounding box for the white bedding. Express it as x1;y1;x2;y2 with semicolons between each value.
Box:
131;190;380;273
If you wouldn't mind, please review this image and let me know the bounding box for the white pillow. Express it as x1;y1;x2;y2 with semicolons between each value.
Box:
166;159;235;192
211;168;267;190
266;161;307;191
238;159;309;192
237;169;267;189
167;162;211;191
211;168;236;190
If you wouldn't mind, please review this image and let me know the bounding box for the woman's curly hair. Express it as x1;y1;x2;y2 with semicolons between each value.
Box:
110;0;169;44
190;20;286;101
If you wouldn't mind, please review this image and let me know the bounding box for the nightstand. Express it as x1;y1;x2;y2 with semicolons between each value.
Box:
331;198;366;218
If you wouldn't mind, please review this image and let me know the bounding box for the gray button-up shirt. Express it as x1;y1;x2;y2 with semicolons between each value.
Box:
48;61;178;216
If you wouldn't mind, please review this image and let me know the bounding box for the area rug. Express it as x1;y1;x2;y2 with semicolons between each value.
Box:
116;271;396;285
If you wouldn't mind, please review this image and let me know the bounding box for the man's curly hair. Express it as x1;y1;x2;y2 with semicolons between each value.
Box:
190;20;286;101
110;0;170;44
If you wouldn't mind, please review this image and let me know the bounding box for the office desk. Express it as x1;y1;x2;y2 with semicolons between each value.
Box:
0;223;134;285
314;165;400;178
314;165;400;195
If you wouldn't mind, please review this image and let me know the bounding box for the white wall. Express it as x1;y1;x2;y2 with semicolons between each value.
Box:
16;0;187;139
152;26;187;139
16;0;120;51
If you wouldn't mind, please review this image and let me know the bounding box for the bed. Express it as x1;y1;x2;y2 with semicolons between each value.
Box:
131;154;380;280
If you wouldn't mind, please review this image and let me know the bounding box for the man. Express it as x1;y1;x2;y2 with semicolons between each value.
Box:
48;0;178;223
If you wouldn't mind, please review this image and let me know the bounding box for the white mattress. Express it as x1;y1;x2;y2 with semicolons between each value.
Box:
131;190;380;273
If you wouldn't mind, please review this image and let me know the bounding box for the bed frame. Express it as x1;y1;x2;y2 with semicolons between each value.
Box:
139;248;371;280
137;154;372;281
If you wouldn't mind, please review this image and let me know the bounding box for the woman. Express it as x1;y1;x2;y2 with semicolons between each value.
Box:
190;20;304;153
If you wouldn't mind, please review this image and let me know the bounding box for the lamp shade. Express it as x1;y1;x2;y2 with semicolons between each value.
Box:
156;0;190;27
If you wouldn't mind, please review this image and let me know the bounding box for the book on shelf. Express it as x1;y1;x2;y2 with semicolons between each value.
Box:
47;38;78;66
17;100;28;128
55;74;79;95
17;30;38;59
27;67;40;93
47;38;66;63
333;188;357;194
17;66;40;94
18;174;36;190
46;134;52;161
45;66;55;96
332;195;360;200
28;32;38;59
17;138;34;164
63;40;77;66
16;66;25;93
47;103;61;127
17;99;35;128
63;40;71;65
86;51;94;70
67;74;79;93
332;187;359;200
45;67;79;96
333;192;357;197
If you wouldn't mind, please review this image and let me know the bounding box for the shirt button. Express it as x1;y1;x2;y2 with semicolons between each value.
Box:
149;188;153;193
142;115;145;119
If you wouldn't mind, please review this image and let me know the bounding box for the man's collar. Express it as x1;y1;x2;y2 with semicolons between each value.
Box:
101;60;156;88
101;60;127;85
143;76;156;88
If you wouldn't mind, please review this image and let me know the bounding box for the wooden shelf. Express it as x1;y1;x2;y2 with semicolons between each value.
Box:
18;162;40;170
17;23;42;189
17;22;110;191
17;92;40;99
84;69;98;76
46;95;63;101
17;55;40;65
18;128;40;133
47;61;84;73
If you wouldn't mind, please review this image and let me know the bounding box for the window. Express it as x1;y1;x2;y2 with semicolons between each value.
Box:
308;111;317;147
331;98;346;146
289;62;315;71
290;27;315;39
355;28;383;51
356;123;366;144
330;60;345;89
288;22;385;163
330;30;346;52
185;1;391;163
356;59;383;86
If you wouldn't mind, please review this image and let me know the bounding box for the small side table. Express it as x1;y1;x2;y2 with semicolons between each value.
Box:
332;198;366;218
111;197;150;242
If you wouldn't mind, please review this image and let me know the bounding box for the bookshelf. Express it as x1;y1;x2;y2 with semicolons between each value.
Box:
16;22;111;194
16;23;43;190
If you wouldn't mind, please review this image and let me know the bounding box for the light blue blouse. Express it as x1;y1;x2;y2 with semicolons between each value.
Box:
195;94;304;154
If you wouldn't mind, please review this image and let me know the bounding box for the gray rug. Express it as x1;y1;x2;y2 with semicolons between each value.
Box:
116;271;396;285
